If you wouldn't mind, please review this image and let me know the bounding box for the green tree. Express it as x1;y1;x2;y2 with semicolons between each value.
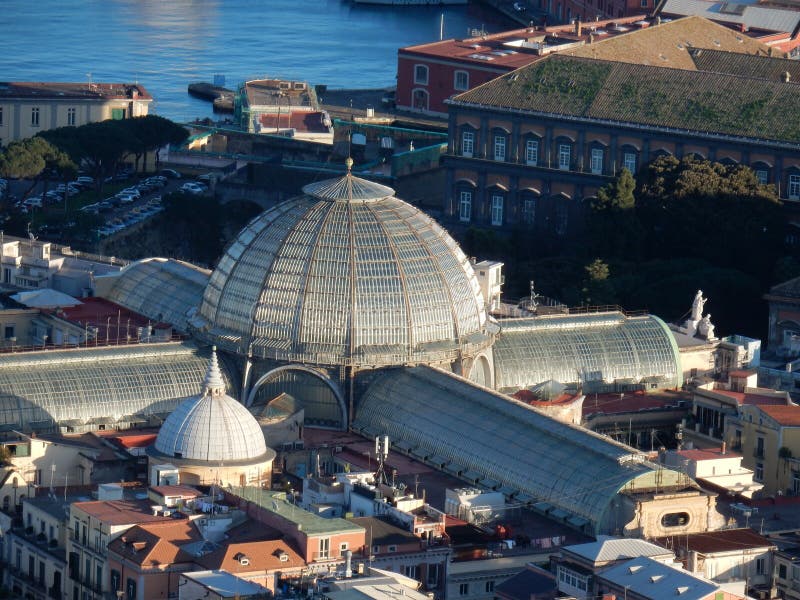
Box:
593;168;636;211
588;168;642;259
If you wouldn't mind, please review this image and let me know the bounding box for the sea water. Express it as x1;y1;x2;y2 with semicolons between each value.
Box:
2;0;513;122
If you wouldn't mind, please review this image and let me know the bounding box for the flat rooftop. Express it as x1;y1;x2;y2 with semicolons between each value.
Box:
0;81;152;100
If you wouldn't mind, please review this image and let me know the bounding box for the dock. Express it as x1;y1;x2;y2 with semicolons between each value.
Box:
188;82;235;113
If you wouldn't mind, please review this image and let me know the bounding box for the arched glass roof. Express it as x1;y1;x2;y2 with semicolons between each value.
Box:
354;366;676;535
492;312;682;392
0;342;235;432
96;258;210;332
193;173;490;367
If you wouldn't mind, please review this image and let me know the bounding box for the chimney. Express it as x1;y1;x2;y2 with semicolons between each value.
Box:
575;19;583;36
589;33;595;44
721;441;726;455
344;549;353;578
782;71;791;83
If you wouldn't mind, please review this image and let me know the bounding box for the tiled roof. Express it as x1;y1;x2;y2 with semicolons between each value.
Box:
197;539;305;573
453;54;800;145
567;16;775;68
151;485;203;499
107;520;200;566
0;82;152;100
759;404;800;426
655;528;774;554
689;47;800;81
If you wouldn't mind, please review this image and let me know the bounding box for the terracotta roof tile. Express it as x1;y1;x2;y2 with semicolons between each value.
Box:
453;53;800;145
107;520;201;566
689;47;800;81
759;404;800;426
197;539;305;573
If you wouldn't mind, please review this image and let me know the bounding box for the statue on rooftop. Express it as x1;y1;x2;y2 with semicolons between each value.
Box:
691;289;707;323
698;313;716;340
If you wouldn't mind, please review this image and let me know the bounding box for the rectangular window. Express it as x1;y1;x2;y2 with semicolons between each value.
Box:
461;131;474;158
494;135;506;161
558;144;571;170
126;577;136;600
459;191;472;222
67;107;76;126
756;558;766;575
414;64;429;85
789;174;800;200
318;537;330;559
756;169;768;184
427;564;440;587
555;202;568;235
623;152;637;173
756;436;765;458
31;107;40;127
491;194;503;226
387;545;397;553
525;139;538;165
778;564;787;580
459;583;469;596
522;198;536;225
403;565;418;580
4;325;14;340
454;71;469;91
755;462;764;481
485;581;495;593
793;472;800;495
641;0;648;6
111;108;125;120
590;148;604;174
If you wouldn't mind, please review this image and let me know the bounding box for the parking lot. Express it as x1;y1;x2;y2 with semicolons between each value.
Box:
0;168;216;243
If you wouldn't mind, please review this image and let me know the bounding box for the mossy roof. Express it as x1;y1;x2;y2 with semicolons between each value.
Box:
689;47;800;82
452;54;800;145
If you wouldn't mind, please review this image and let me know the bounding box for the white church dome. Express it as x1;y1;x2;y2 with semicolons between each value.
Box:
154;349;270;463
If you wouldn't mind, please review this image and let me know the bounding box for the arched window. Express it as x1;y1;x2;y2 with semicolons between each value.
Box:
414;64;429;85
412;89;429;111
454;70;469;91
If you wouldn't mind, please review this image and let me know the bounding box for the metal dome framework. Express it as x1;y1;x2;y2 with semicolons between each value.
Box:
194;174;491;368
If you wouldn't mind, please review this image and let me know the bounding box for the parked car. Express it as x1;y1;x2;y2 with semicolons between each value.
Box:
160;168;182;179
181;182;207;195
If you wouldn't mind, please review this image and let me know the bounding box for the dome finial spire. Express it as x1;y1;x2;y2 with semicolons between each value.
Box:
345;156;354;173
203;346;226;397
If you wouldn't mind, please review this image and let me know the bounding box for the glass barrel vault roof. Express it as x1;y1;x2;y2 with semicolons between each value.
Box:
0;342;233;432
353;366;667;535
193;174;489;367
492;313;682;392
97;258;210;333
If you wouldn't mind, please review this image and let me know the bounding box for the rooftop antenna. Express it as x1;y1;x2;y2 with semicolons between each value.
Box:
374;435;389;485
440;13;445;41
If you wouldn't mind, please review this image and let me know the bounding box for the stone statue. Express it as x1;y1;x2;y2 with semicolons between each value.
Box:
691;290;707;323
698;313;716;340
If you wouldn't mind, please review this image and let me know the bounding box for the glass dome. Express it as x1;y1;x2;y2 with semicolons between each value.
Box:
193;173;490;367
153;350;271;463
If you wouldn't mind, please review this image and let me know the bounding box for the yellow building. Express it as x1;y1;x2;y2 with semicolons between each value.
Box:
0;82;152;144
725;403;800;496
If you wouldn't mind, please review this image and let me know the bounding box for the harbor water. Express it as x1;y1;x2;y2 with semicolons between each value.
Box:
2;0;515;122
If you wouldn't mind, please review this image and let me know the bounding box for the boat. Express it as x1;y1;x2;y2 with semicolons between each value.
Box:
352;0;467;5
